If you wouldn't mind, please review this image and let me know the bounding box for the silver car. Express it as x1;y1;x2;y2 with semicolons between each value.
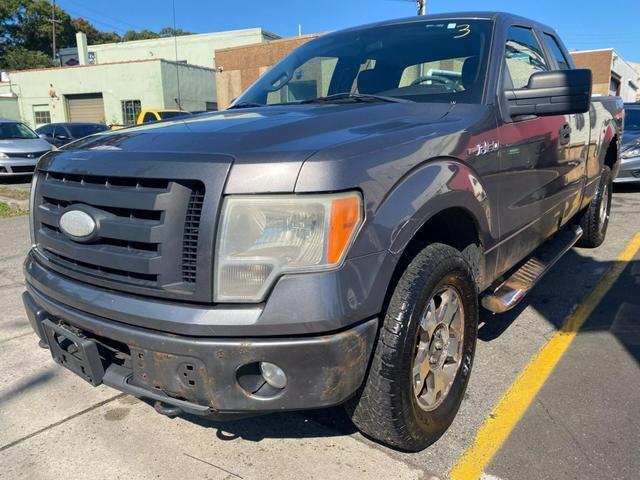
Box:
0;119;53;176
616;104;640;183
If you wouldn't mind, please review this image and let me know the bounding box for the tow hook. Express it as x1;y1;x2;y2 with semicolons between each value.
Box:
154;400;183;418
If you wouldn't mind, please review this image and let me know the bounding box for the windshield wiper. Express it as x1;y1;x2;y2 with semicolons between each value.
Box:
227;101;266;110
299;93;414;105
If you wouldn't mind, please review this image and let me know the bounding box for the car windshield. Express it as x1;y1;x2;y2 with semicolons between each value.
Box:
625;108;640;130
0;122;38;140
236;19;493;107
158;111;187;119
67;124;109;138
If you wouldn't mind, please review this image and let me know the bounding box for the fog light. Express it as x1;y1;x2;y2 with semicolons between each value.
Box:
259;362;287;389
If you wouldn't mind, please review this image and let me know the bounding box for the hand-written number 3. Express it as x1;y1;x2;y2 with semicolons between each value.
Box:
454;24;471;39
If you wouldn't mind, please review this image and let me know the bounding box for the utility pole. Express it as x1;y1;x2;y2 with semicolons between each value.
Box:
417;0;426;15
50;0;61;65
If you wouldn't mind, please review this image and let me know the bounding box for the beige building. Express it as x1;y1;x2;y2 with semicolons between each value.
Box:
215;34;321;109
570;49;639;102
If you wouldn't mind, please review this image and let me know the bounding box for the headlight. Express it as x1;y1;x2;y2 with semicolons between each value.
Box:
215;192;363;302
621;147;640;159
0;152;8;159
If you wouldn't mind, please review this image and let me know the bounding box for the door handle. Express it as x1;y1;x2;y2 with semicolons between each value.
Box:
560;123;572;145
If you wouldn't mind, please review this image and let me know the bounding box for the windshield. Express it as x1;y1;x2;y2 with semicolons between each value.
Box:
67;124;109;138
0;122;38;140
625;108;640;131
237;19;492;107
158;111;188;119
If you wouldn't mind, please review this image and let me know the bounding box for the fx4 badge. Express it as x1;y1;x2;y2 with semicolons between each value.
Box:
468;141;499;157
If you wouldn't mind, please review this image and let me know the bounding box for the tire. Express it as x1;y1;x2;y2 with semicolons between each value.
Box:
576;165;612;248
345;243;478;451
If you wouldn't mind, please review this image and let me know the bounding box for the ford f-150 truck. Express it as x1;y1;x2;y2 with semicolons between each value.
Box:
23;12;622;451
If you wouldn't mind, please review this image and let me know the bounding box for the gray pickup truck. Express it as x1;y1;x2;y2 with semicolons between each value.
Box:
23;12;622;451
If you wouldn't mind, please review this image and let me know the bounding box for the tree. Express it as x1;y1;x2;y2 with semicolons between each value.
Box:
122;29;159;42
72;18;120;45
159;27;193;38
0;0;75;70
3;46;52;70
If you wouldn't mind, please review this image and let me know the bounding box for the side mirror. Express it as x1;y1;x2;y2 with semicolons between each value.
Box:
506;69;592;117
38;134;47;139
55;134;69;140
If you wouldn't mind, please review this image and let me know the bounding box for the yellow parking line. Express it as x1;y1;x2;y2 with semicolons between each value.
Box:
450;232;640;480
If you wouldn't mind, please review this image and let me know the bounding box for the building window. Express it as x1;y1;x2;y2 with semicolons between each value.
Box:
33;106;51;126
205;102;218;111
121;100;141;125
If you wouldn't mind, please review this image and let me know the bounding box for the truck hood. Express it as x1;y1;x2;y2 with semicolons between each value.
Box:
46;103;454;192
69;103;453;156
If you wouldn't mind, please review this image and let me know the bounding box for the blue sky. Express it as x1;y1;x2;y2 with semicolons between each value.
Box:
57;0;639;61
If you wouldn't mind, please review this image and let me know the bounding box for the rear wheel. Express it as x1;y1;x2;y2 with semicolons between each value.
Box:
576;165;612;248
346;243;478;451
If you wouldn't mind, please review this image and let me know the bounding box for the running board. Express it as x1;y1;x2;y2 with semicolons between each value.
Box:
482;225;583;314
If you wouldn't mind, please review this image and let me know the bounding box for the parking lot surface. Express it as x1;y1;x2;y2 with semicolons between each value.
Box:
1;184;639;480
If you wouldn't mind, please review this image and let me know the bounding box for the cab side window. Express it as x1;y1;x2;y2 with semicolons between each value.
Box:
543;33;571;70
504;26;549;89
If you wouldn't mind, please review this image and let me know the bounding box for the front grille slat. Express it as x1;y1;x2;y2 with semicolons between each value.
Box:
8;151;50;159
39;228;161;274
34;171;205;296
38;202;164;243
40;180;172;211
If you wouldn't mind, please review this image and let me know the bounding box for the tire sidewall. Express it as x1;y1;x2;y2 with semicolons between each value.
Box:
395;254;478;444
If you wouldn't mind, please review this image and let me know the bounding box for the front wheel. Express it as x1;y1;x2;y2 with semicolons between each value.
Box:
345;243;478;451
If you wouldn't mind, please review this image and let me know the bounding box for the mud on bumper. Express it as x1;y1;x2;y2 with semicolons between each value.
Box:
23;288;377;418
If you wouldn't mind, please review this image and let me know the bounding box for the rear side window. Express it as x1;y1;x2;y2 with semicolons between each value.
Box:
504;26;549;89
543;34;570;70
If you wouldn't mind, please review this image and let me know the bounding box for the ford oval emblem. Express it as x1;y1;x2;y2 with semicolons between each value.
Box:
59;209;97;240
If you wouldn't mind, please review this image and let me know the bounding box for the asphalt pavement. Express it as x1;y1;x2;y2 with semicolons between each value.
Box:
1;184;639;480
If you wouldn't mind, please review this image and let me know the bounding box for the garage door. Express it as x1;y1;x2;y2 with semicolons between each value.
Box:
66;93;105;123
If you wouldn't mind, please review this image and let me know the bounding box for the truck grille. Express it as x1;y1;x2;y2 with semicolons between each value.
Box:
33;171;206;300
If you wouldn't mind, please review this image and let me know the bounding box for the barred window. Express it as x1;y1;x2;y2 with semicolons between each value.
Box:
33;109;51;126
121;100;141;125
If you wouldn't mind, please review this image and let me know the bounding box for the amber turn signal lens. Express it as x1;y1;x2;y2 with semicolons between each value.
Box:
328;196;362;264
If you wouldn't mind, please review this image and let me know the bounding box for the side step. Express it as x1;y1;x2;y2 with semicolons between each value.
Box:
482;225;583;314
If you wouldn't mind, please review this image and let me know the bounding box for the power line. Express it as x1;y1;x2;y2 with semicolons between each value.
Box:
61;0;145;31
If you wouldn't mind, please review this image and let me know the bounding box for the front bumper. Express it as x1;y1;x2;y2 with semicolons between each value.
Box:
23;280;378;418
614;156;640;183
0;158;37;175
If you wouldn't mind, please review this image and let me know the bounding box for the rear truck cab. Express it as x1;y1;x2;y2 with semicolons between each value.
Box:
23;12;621;451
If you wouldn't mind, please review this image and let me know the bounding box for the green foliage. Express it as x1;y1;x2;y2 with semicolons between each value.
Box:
159;27;194;38
123;29;160;42
71;18;120;45
3;46;52;69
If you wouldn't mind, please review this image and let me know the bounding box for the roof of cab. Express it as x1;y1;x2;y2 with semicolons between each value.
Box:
333;11;556;36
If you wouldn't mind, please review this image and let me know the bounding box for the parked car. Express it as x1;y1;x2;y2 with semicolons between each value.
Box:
617;103;640;182
36;122;110;148
0;119;53;176
136;109;190;124
23;12;622;451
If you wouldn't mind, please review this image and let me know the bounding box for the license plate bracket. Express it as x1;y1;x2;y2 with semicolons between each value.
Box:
42;319;105;386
